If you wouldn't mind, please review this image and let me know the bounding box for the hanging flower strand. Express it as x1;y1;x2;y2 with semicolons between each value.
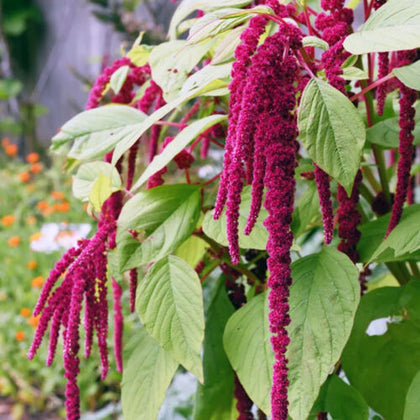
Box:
386;50;418;236
215;8;303;415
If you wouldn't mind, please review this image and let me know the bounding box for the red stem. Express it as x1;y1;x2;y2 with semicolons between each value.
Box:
203;172;221;187
350;73;395;103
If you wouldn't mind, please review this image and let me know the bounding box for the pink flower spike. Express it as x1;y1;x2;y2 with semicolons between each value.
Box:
112;279;123;373
129;269;138;313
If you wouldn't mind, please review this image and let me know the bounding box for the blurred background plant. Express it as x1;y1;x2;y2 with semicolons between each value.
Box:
0;1;176;418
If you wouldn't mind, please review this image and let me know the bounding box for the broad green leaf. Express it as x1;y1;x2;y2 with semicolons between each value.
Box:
298;78;365;195
202;186;268;250
180;63;231;97
393;61;420;91
169;0;252;39
370;207;420;262
366;116;420;148
89;172;112;212
211;25;245;65
137;256;204;382
117;184;201;271
357;204;420;263
121;326;178;420
131;114;227;192
187;8;251;44
343;0;420;54
342;282;420;420
51;105;146;161
109;65;130;94
175;235;208;269
223;293;273;415
302;36;329;50
72;161;122;202
112;82;224;164
194;277;235;420
291;182;321;237
342;66;369;80
404;370;420;420
321;376;369;420
287;248;360;420
149;39;215;102
126;44;153;66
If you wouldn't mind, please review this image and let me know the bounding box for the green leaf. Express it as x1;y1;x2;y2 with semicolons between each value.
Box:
180;63;232;97
131;114;227;192
302;36;329;50
393;61;420;91
193;277;235;420
72;161;122;202
404;370;420;420
202;185;268;250
175;235;208;269
112;83;222;164
321;376;369;420
298;78;365;195
343;0;420;54
211;25;246;65
224;248;360;418
287;247;360;420
223;293;273;415
51;105;146;161
126;44;153;66
121;326;178;420
357;204;420;263
366;116;420;149
342;66;369;80
89;172;112;212
370;206;420;262
137;256;204;382
291;181;321;237
109;65;130;94
187;8;251;44
117;184;201;271
169;0;252;39
341;282;420;420
149;40;215;102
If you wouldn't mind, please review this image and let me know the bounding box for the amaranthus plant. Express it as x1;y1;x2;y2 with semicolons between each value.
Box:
29;0;420;419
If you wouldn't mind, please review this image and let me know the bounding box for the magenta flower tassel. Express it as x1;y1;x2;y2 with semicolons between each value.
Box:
314;165;334;244
213;15;268;220
86;57;131;110
33;245;82;316
215;19;302;417
386;73;417;234
129;268;138;313
337;171;362;263
376;53;389;116
112;279;123;373
244;123;266;235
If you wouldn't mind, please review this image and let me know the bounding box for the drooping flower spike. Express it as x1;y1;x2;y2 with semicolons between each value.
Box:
316;0;365;263
215;11;303;417
29;56;166;419
386;50;418;236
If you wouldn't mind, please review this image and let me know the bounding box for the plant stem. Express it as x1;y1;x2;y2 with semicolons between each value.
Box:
386;262;410;285
372;144;391;202
408;261;420;279
349;73;395;103
359;182;374;205
197;231;261;285
200;260;221;284
363;166;381;193
361;80;391;202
